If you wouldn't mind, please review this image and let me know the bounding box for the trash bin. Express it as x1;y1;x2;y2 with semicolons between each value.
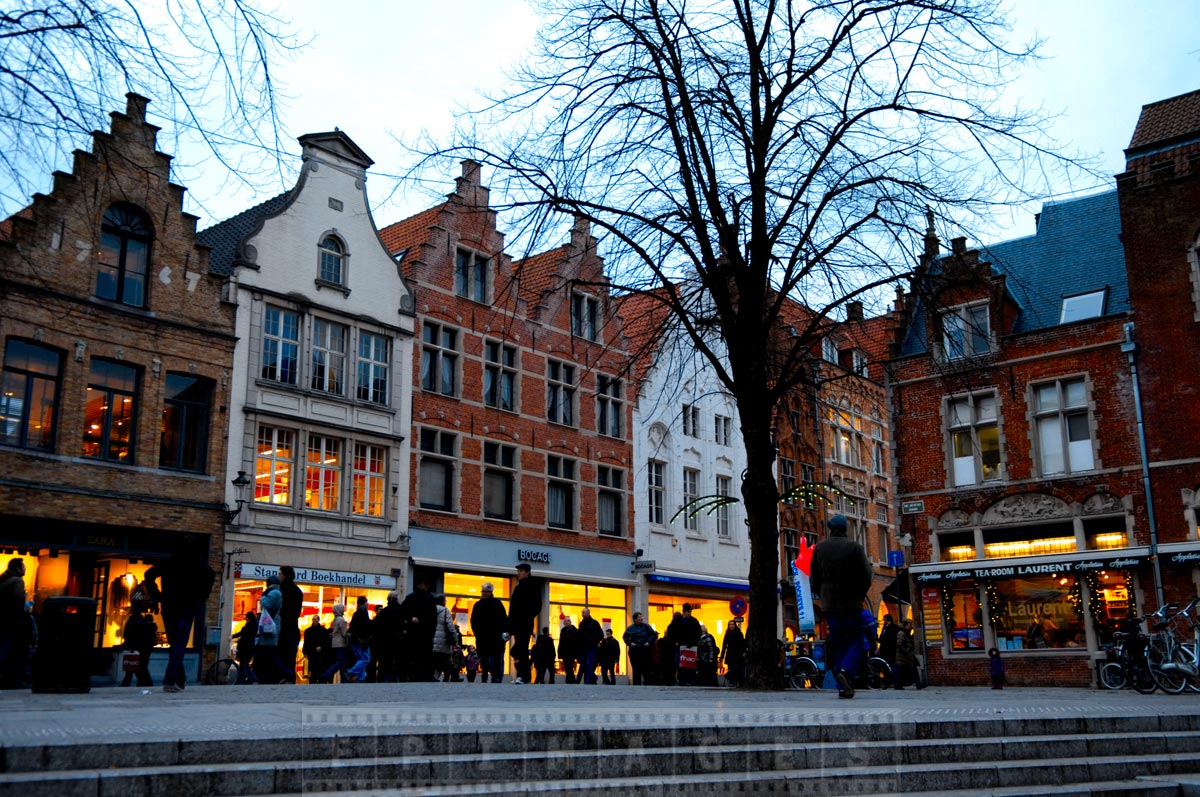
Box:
32;596;97;694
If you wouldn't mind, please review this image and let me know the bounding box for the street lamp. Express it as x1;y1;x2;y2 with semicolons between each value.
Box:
223;471;252;525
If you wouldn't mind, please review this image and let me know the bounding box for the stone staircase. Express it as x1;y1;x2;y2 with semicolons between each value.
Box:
3;713;1200;796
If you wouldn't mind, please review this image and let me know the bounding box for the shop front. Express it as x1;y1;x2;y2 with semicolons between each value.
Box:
409;527;637;680
643;572;750;667
913;549;1150;686
0;518;214;684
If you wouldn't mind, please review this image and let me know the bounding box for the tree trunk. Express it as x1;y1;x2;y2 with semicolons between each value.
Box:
739;395;783;689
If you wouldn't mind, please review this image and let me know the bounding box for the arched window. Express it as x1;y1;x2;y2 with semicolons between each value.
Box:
318;235;345;284
96;203;152;307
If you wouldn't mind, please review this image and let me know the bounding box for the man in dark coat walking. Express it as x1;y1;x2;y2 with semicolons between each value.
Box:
557;616;580;683
277;566;304;684
372;591;406;682
399;580;437;681
144;545;216;693
810;514;872;698
470;582;508;683
507;563;541;684
877;614;899;672
576;608;604;685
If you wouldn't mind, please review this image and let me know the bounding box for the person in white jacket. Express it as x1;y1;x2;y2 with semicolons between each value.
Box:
431;594;462;682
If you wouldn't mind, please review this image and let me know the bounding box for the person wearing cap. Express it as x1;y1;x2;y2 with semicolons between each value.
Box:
507;563;542;684
810;514;873;698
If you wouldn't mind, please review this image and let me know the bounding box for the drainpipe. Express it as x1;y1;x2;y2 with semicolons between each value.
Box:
1122;322;1165;607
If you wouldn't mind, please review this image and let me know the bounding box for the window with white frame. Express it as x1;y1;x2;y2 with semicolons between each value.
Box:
682;403;700;437
484;340;516;411
875;504;889;524
305;434;341;511
1033;378;1094;475
356;332;389;404
828;406;862;467
716;475;732;538
779;458;795;499
483;442;516;520
947;391;1001;486
596;376;622;437
547;360;576;425
597;466;624;537
647;460;665;525
571;293;599;341
942;302;990;360
310;318;347;395
714;414;731;446
255;425;293;505
455;248;488;302
351;443;386;517
852;349;868;376
822;337;838;363
420;322;458;396
547;455;576;529
318;236;346;285
682;468;700;532
872;441;885;475
418;428;455;511
262;306;301;385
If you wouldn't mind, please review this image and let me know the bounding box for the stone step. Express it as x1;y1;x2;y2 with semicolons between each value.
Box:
2;737;1198;797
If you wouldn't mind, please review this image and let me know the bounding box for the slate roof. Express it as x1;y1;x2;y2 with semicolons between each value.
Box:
900;190;1127;356
1128;88;1200;153
196;192;290;276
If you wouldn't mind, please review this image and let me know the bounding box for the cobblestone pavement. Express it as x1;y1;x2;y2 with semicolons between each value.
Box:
1;683;1196;747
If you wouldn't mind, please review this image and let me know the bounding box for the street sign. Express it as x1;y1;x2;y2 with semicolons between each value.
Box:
901;500;925;515
887;549;905;567
729;597;748;617
631;560;657;573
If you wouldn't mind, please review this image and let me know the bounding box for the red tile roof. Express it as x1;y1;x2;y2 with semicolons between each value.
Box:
513;245;570;307
1128;88;1200;151
378;204;445;257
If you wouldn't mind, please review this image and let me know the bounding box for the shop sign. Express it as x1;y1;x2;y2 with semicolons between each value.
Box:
518;549;551;565
234;562;396;589
912;555;1148;585
1165;552;1200;568
631;559;656;573
921;588;943;645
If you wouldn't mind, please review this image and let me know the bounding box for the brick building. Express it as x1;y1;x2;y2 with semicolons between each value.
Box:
1116;88;1200;600
0;95;235;683
890;196;1149;687
197;131;416;664
379;162;636;676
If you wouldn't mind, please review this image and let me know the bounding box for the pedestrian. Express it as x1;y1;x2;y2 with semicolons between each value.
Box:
399;580;437;681
508;563;542;684
598;628;621;685
657;617;679;686
673;604;701;686
431;594;461;682
119;604;156;687
809;514;872;699
988;647;1006;689
303;615;333;683
877;614;899;672
276;566;304;684
470;582;508;683
234;610;259;684
464;646;480;683
532;626;557;684
144;545;216;693
320;604;348;683
622;611;658;686
346;596;372;682
893;620;925;689
577;608;604;685
372;591;405;683
557;616;579;683
697;624;719;687
253;575;284;685
720;617;746;687
0;558;30;689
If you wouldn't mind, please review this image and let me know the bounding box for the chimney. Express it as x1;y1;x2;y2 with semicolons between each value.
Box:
846;301;863;322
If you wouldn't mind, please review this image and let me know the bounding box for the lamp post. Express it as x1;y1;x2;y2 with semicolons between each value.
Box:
223;471;252;525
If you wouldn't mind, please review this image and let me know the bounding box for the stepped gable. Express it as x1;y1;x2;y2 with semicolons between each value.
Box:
514;244;570;312
1127;88;1200;152
196;191;289;276
614;291;673;385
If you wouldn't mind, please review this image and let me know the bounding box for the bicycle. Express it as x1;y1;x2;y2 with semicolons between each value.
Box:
1098;619;1156;693
203;649;241;685
1144;598;1199;694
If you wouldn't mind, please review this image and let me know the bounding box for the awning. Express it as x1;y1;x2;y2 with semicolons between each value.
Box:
881;570;910;606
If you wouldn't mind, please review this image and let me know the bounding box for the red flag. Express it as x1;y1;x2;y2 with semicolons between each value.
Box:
794;535;815;577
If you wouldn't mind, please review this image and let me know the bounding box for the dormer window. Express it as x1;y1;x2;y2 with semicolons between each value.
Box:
822;337;838;363
1059;289;1106;324
942;302;990;360
318;236;345;284
96;203;152;308
455;248;488;302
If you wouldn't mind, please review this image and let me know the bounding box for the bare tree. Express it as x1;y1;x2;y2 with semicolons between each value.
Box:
433;0;1080;688
0;0;298;216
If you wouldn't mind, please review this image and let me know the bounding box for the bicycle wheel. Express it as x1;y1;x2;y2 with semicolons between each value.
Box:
1098;662;1126;690
1147;640;1188;694
866;657;892;689
1129;662;1158;694
790;658;820;689
204;657;239;685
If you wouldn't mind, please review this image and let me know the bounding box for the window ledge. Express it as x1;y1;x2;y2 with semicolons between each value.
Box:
253;378;398;414
314;278;350;297
685;532;706;541
650;526;672;536
718;537;738;547
549;526;578;533
417;506;458;516
483;515;519;525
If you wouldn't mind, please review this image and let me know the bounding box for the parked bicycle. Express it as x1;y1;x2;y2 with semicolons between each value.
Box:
1145;597;1200;694
1098;618;1156;693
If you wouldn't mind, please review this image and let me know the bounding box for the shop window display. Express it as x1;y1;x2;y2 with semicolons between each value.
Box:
549;581;627;675
946;581;985;651
990;575;1082;650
